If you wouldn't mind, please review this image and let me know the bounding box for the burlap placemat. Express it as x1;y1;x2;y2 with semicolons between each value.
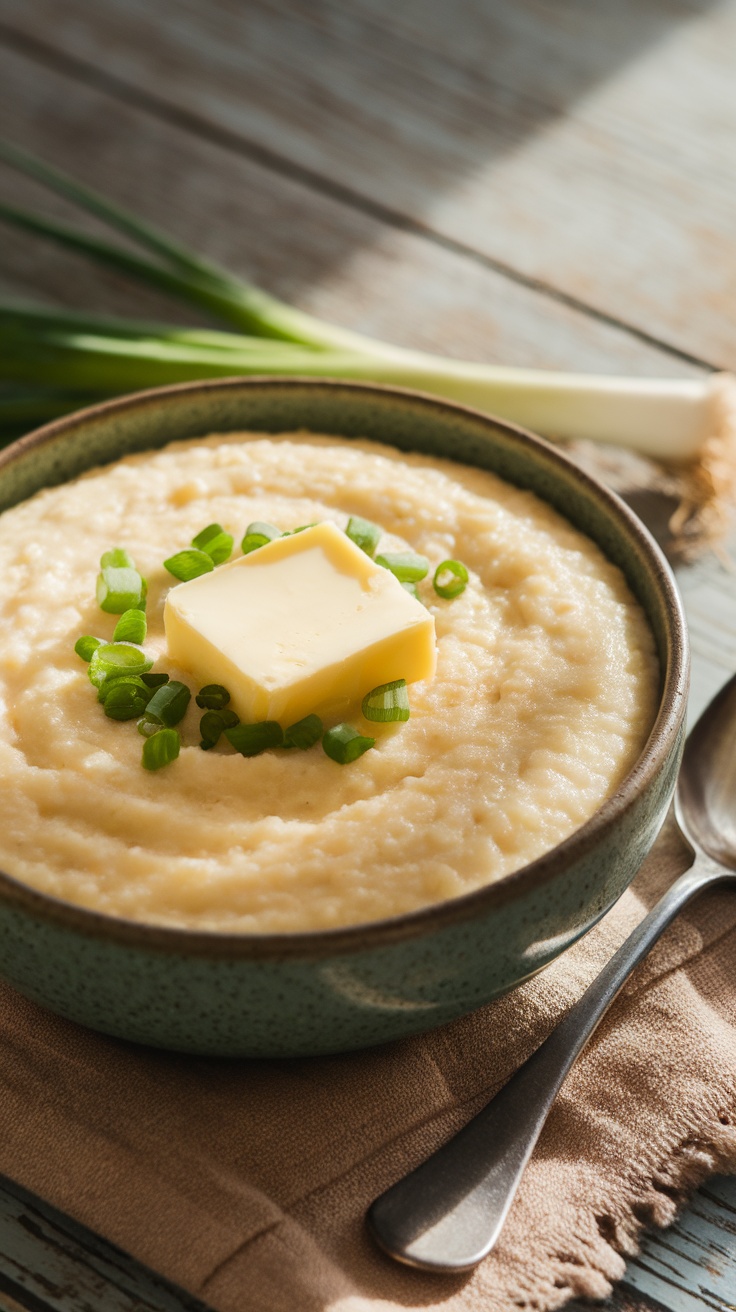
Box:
0;815;734;1312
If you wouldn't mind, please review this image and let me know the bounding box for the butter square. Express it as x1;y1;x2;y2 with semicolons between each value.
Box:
164;522;436;726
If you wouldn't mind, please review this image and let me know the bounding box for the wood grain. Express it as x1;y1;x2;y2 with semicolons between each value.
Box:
2;0;736;365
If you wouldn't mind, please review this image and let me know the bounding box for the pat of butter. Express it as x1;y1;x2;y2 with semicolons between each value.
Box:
164;522;436;725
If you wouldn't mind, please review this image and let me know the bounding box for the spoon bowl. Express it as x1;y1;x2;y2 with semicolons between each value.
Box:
677;677;736;869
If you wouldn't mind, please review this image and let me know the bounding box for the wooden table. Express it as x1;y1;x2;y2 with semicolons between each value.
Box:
0;2;734;1309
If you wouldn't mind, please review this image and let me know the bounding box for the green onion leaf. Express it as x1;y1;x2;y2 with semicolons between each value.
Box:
140;672;170;689
140;680;191;728
346;516;381;557
113;608;147;644
375;551;429;582
199;707;239;749
191;522;233;565
163;549;214;581
283;713;323;750
362;678;410;723
100;548;134;569
322;723;375;764
241;522;281;555
142;728;180;770
225;721;283;756
88;641;153;688
195;684;231;710
433;559;469;599
96;564;146;613
102;678;153;720
74;635;101;662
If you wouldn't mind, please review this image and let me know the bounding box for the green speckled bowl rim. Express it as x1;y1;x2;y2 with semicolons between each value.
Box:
0;377;689;959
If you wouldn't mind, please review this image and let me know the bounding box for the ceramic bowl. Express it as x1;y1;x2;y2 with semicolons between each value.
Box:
0;378;688;1056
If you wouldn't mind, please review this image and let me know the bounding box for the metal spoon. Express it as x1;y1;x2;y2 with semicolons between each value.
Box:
367;674;736;1273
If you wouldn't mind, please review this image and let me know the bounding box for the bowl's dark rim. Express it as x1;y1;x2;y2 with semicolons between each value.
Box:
0;377;689;959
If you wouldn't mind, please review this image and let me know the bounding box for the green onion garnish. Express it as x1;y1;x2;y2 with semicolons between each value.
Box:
225;720;283;756
433;559;469;599
322;723;375;764
285;523;318;536
283;713;323;750
362;679;410;723
345;516;381;557
401;581;420;601
142;728;180;771
97;673;154;705
88;641;153;688
195;684;230;711
96;564;146;613
191;522;233;565
140;672;170;689
375;551;430;582
241;522;281;555
163;548;214;581
139;680;191;729
113;608;147;644
199;707;240;750
100;548;134;569
74;635;101;662
102;678;153;721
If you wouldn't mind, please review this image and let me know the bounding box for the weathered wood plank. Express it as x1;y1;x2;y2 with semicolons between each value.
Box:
2;0;736;366
0;40;702;380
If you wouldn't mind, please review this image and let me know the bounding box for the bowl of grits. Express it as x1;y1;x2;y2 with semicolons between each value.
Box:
0;378;688;1056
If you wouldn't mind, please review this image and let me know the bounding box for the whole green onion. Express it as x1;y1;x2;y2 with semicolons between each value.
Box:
139;680;191;729
163;548;214;581
225;720;283;756
345;516;381;557
362;679;410;723
375;551;430;582
142;727;180;770
102;678;153;721
74;634;101;662
322;723;375;764
433;559;469;599
88;641;153;688
283;713;323;750
195;683;230;710
113;608;147;644
192;522;233;565
199;707;239;750
97;563;146;613
241;522;281;555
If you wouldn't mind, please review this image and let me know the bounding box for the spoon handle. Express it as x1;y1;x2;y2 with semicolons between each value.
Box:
367;852;728;1272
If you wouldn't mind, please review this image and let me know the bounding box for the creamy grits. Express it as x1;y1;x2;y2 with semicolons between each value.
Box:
0;434;659;932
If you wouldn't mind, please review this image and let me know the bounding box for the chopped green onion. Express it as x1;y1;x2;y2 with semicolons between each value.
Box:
285;523;318;535
241;522;281;555
375;551;430;582
88;641;153;688
142;728;180;770
191;522;233;565
433;559;469;599
102;679;153;721
100;548;134;569
195;683;230;710
283;713;323;750
225;720;283;756
362;678;410;723
97;673;154;705
163;548;214;581
140;671;169;689
401;581;420;601
96;564;146;613
137;717;160;737
139;680;191;728
113;608;147;644
346;516;381;557
74;635;101;662
322;723;375;764
199;707;240;749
